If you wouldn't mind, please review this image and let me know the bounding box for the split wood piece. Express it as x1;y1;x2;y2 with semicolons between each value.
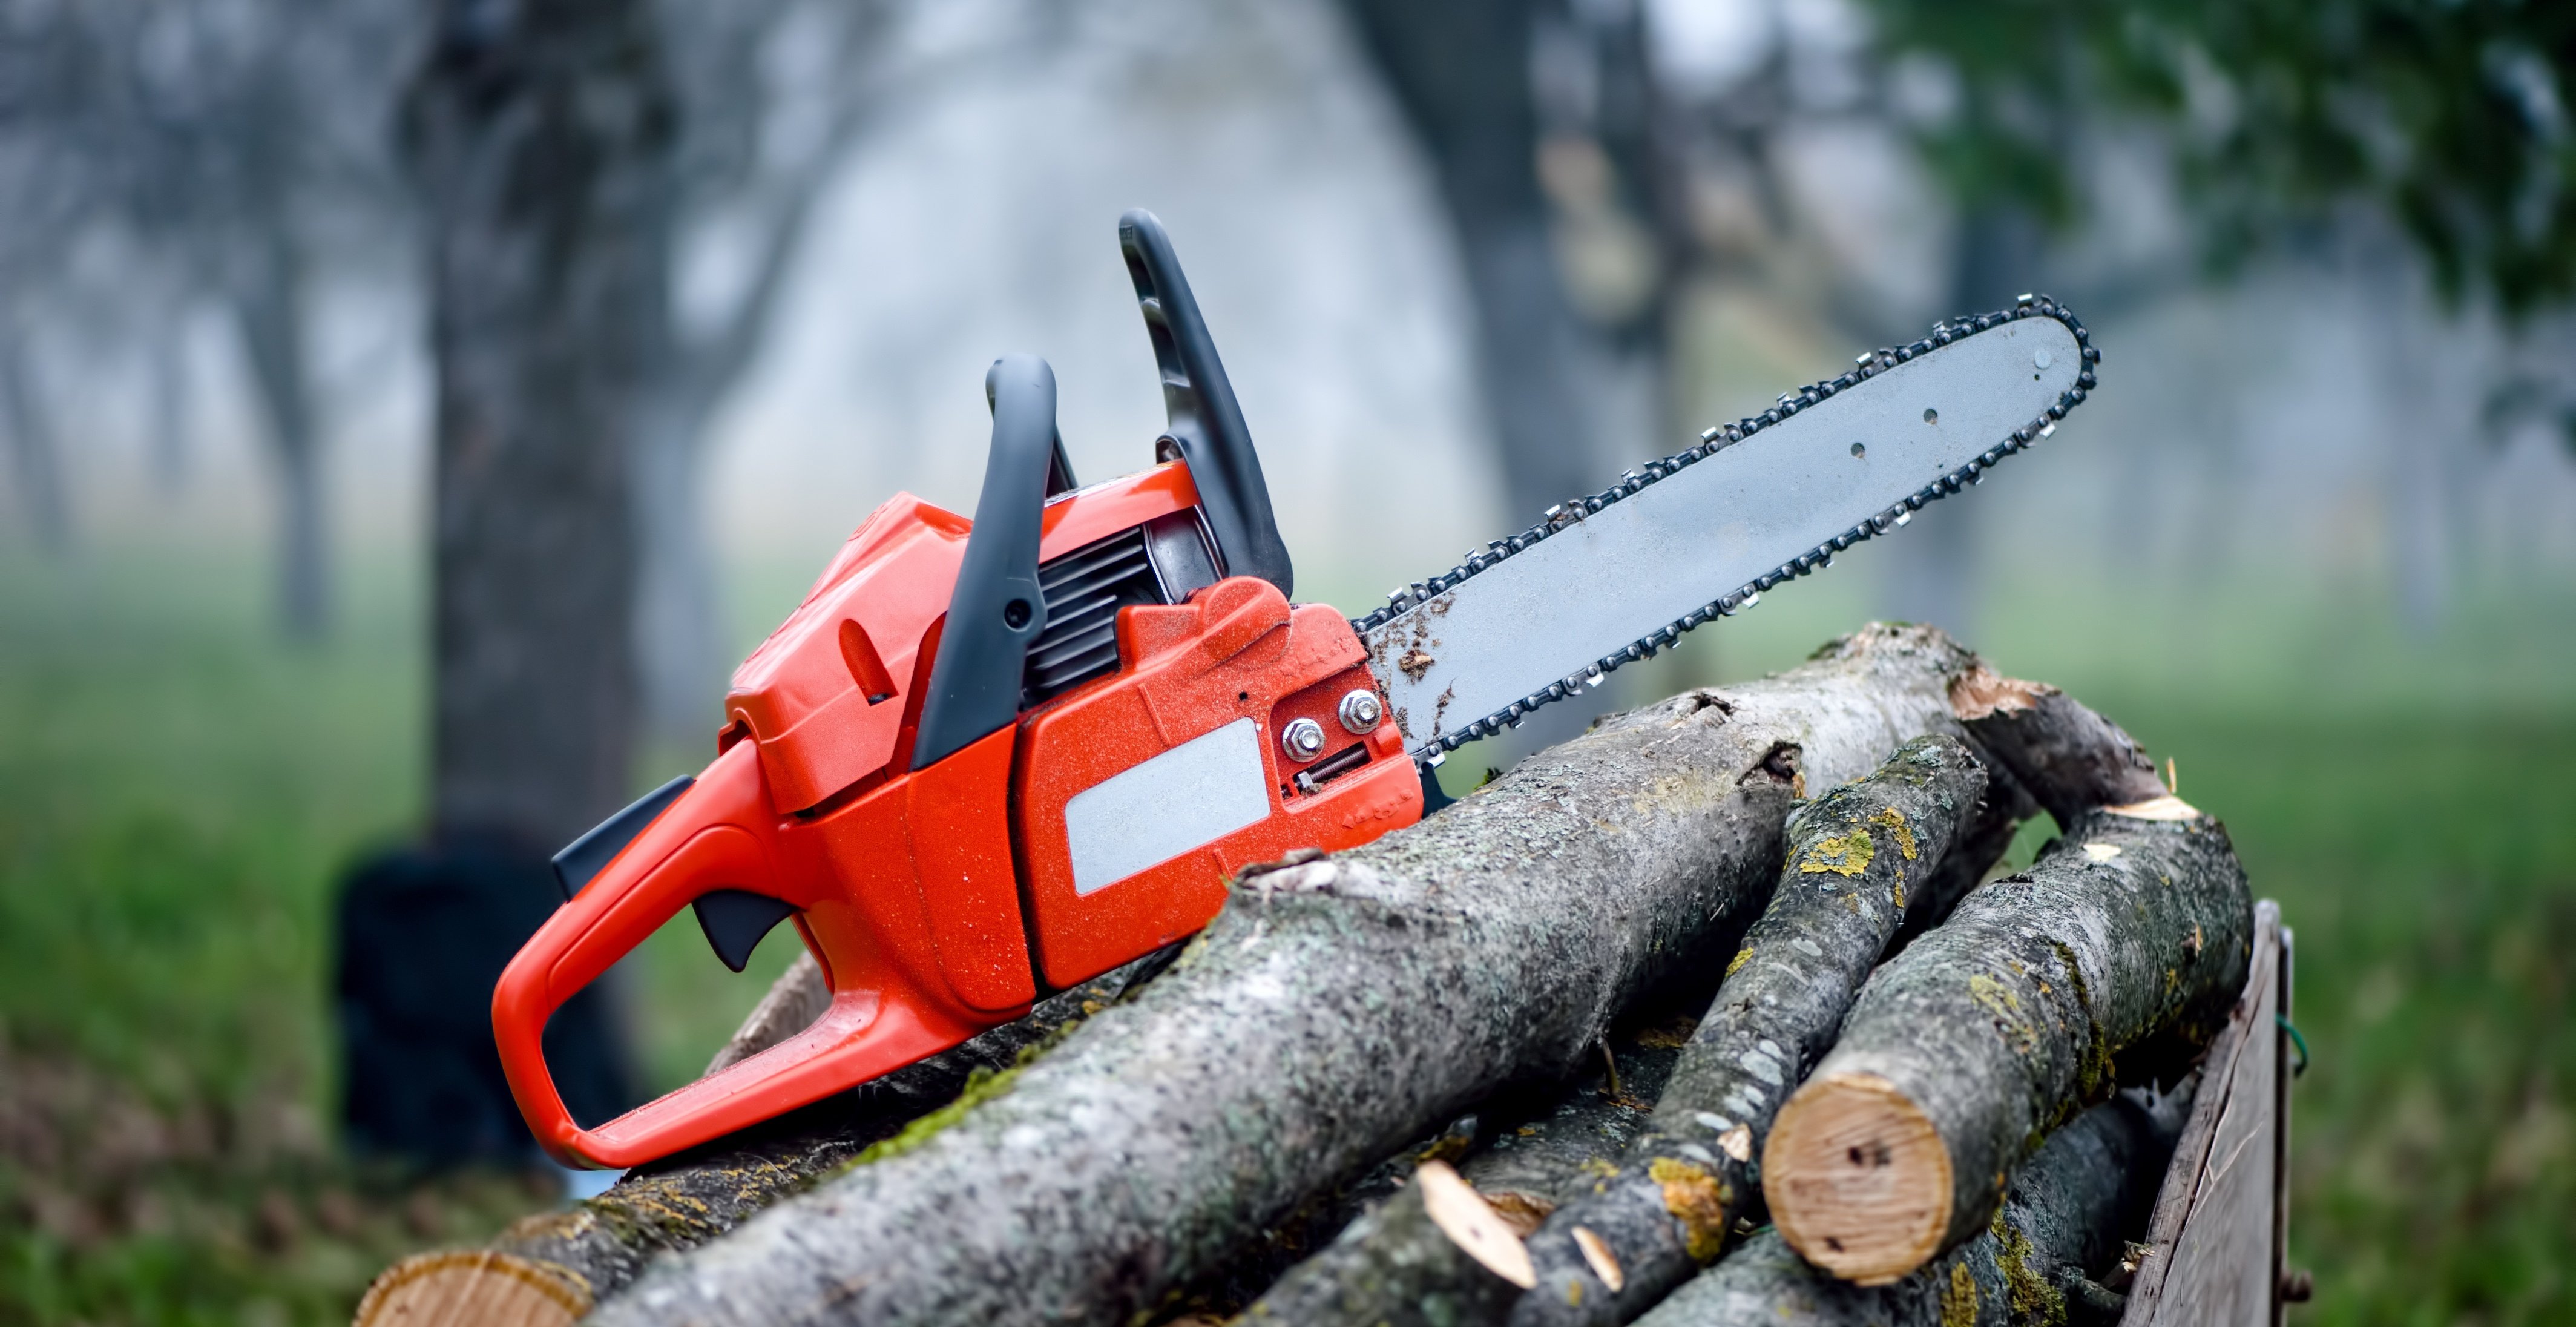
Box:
351;957;1148;1326
1947;664;2169;829
1761;808;2251;1285
1511;735;1991;1327
584;623;1982;1327
1238;1030;1684;1326
1634;1085;2190;1327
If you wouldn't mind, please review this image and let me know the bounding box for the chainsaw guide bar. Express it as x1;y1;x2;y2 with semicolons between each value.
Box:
1354;297;2098;762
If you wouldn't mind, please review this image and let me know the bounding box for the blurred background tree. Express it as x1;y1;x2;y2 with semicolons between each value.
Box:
1865;0;2576;318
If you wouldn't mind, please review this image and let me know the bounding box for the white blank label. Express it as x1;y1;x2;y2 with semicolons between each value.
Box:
1063;718;1270;896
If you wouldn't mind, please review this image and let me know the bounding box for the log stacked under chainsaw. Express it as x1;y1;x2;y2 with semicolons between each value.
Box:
356;625;2253;1327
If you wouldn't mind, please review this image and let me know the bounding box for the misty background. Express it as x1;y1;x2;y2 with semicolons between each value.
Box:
21;0;2573;696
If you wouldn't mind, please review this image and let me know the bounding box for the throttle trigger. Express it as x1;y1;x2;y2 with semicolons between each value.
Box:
693;889;800;973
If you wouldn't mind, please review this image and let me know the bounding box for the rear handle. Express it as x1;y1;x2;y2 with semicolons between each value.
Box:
491;742;939;1167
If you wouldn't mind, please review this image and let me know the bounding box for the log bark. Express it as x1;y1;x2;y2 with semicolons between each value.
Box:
1885;758;2034;958
583;624;1980;1327
1947;665;2169;829
1511;736;1991;1327
1761;808;2250;1285
353;960;1152;1326
1635;1085;2190;1327
1238;1030;1685;1326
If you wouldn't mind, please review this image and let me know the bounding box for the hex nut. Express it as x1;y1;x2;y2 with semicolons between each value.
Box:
1281;717;1327;762
1337;689;1384;735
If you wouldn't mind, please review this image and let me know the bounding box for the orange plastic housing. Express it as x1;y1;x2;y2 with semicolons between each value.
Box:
491;463;1423;1168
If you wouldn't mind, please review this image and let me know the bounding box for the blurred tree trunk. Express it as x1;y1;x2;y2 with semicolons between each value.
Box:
231;220;331;641
632;159;836;744
148;315;191;496
0;321;70;552
400;0;678;849
1336;0;1603;524
1341;0;1690;772
629;0;907;745
1880;206;2041;639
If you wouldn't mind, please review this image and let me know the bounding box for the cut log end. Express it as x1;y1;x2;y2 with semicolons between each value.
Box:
1944;663;2056;720
352;1250;591;1327
1763;1072;1951;1286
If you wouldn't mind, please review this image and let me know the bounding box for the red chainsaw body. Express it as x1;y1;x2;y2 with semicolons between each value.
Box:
493;461;1423;1168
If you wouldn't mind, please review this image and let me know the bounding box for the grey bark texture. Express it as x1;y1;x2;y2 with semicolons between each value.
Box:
1637;1086;2190;1327
399;0;678;849
1512;736;1993;1327
393;960;1149;1312
1947;664;2169;829
585;623;1982;1327
1238;1029;1686;1327
1763;807;2250;1281
1886;759;2034;958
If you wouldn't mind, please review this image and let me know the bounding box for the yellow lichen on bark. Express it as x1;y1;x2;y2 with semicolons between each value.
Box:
1870;806;1918;860
1648;1157;1732;1263
1938;1260;1979;1327
1799;828;1874;877
1993;1209;2069;1327
1969;973;2039;1053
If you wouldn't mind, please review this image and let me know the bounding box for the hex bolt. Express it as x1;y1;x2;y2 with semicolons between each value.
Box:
1281;717;1327;762
1336;689;1384;735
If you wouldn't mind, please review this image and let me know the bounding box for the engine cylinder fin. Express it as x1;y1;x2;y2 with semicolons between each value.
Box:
1024;527;1165;705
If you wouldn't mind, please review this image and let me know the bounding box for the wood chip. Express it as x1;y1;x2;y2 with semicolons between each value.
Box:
1572;1225;1626;1292
1418;1160;1536;1289
2106;795;2200;822
1483;1191;1555;1238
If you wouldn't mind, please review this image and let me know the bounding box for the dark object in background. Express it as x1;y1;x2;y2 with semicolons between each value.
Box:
336;832;635;1166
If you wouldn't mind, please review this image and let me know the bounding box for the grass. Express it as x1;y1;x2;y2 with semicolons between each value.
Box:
1;539;2570;1323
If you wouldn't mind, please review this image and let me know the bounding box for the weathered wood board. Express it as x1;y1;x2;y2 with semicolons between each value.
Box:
2121;898;2290;1327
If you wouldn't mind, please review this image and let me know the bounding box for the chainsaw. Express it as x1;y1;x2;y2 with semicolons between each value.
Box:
494;209;2099;1168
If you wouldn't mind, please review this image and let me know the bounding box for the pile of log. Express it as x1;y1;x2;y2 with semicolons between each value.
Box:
357;624;2262;1327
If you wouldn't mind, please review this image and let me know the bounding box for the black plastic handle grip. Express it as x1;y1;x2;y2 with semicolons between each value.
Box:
1117;209;1293;598
912;354;1059;771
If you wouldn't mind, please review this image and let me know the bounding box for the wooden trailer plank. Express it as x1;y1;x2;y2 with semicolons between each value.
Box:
2121;899;2284;1327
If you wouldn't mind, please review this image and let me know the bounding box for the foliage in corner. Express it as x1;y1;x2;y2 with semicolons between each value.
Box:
1862;0;2576;317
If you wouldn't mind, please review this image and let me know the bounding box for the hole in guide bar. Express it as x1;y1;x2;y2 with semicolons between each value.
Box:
1922;407;1938;424
1850;441;1866;458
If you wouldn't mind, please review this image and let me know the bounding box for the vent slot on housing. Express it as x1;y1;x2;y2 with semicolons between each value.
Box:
1024;510;1219;705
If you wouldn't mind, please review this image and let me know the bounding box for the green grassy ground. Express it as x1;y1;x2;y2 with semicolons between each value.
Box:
0;542;2568;1323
